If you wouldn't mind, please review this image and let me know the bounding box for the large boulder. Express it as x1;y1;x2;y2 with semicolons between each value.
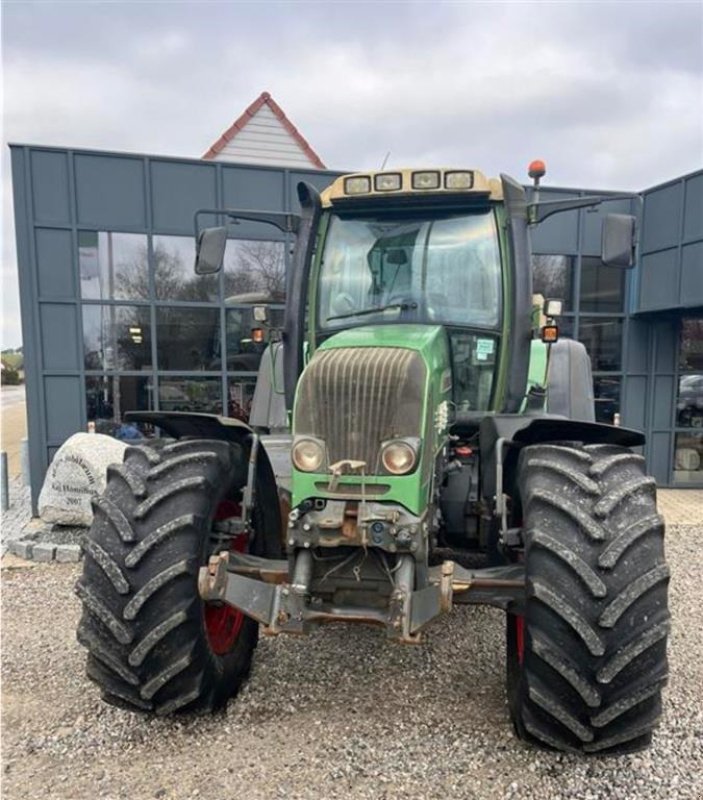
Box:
38;433;127;526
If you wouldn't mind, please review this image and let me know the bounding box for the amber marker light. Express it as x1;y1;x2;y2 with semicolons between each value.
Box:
541;324;559;344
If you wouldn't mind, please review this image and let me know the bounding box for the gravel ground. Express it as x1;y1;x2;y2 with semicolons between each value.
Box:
1;522;702;800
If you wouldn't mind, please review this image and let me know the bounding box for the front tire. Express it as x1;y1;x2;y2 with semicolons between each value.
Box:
76;437;281;715
507;443;669;754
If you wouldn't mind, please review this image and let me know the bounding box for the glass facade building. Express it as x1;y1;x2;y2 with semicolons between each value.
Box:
10;145;703;510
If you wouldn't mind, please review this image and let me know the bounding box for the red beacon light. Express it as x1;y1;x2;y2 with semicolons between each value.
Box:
528;159;546;184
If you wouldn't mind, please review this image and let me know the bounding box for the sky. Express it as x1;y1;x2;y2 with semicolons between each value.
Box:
2;0;702;349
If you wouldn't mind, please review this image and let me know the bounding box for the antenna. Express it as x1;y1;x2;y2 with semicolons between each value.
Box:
380;151;391;170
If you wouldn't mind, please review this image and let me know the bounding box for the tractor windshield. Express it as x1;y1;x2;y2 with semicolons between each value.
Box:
318;210;502;331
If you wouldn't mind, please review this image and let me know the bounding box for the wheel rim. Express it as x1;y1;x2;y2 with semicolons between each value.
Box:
204;499;247;656
515;615;525;666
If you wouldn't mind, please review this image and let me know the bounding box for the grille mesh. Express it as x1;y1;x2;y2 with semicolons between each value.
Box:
294;347;426;473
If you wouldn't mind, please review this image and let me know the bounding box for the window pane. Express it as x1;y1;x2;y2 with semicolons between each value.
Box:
225;306;285;371
579;317;622;371
673;432;703;485
159;377;222;414
79;232;148;300
83;305;152;370
224;240;286;302
579;256;625;313
593;376;621;425
228;376;257;423
531;255;573;311
86;376;155;438
680;318;703;371
156;307;220;370
153;235;218;302
677;374;703;427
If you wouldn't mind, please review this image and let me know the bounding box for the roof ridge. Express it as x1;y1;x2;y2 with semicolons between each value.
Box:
202;91;326;168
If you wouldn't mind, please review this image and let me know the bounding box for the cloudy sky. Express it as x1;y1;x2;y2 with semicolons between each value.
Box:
2;0;702;348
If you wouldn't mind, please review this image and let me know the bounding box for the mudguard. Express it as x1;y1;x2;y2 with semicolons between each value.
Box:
125;411;254;445
479;414;645;500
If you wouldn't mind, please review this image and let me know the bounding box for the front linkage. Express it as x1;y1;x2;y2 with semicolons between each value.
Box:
199;550;524;643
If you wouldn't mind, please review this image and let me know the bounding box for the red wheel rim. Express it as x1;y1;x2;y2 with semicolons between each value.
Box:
515;615;525;666
204;499;247;656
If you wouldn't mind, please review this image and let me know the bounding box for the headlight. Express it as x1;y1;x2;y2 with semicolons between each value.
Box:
412;171;440;190
344;176;371;195
444;171;474;189
292;438;325;472
381;440;417;475
374;173;402;192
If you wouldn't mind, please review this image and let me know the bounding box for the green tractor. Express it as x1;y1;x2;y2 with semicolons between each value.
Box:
76;165;669;754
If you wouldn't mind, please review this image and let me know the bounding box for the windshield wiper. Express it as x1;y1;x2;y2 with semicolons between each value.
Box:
326;301;418;323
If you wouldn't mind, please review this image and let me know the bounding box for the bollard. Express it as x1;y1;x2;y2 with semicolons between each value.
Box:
21;438;30;487
1;451;8;512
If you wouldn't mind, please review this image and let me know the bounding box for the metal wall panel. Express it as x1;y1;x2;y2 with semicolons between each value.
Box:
681;242;703;306
39;304;80;371
222;165;285;210
36;229;75;298
30;150;71;224
44;377;83;443
641;183;682;253
150;161;217;233
683;173;703;241
527;190;579;254
639;249;679;310
75;154;147;229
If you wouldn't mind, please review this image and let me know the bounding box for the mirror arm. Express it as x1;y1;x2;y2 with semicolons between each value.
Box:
528;193;641;225
193;208;301;240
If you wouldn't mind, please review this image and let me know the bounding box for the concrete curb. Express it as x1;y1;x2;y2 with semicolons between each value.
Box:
6;520;84;564
7;538;83;563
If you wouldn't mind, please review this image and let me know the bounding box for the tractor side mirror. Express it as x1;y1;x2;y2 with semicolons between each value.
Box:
195;226;227;275
602;214;636;269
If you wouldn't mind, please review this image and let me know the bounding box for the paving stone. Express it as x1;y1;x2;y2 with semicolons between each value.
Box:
32;543;56;563
8;540;34;560
55;544;82;563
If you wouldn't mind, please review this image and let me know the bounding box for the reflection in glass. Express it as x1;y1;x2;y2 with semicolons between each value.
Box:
679;318;703;371
531;255;573;311
224;240;286;302
159;378;222;414
579;318;622;372
673;432;703;485
79;232;148;300
83;305;152;371
580;256;624;313
593;376;621;425
156;307;220;370
318;212;501;330
228;377;257;423
86;376;155;439
153;236;218;302
677;374;703;427
224;306;285;372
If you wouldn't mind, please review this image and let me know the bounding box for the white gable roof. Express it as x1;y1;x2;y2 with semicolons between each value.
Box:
203;92;325;169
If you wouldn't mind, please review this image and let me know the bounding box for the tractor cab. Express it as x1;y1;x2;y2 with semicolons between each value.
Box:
313;189;504;416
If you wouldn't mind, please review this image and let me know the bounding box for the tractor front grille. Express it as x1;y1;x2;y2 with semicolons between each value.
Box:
294;346;426;473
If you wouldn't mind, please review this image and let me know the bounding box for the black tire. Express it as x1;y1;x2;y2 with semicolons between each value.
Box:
507;443;669;754
76;437;281;715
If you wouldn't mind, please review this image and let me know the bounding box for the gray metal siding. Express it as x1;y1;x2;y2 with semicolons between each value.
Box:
636;170;703;313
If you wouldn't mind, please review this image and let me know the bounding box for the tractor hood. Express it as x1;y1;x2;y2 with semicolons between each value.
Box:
291;325;452;515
